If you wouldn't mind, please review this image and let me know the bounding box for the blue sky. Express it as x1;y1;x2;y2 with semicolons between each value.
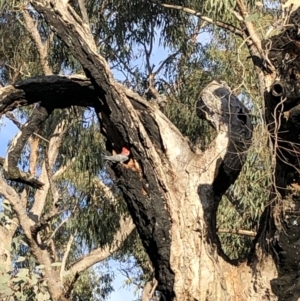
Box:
0;29;211;299
0;39;172;300
0;39;172;298
0;118;138;300
0;118;18;156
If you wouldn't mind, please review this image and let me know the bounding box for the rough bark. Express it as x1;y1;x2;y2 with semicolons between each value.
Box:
0;74;256;299
0;219;18;273
24;1;256;297
1;1;300;300
255;8;300;301
0;77;136;301
0;161;135;301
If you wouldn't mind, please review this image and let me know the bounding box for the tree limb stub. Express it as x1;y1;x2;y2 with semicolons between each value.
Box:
198;80;252;197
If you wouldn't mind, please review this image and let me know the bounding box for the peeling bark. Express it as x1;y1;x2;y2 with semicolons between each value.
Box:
1;0;300;300
0;76;254;299
255;8;300;301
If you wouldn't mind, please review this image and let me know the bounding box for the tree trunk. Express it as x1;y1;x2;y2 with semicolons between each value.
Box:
256;9;300;300
0;75;277;300
0;219;18;300
1;1;300;300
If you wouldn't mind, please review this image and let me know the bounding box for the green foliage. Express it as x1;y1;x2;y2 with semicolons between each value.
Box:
71;268;114;301
0;0;285;298
163;61;215;147
217;125;272;259
0;238;52;301
115;230;153;284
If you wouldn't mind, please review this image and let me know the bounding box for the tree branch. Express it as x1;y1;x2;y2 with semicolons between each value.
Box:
142;278;158;301
30;118;68;220
148;0;245;37
235;0;275;71
153;51;180;77
5;112;50;142
53;157;76;179
3;105;53;188
0;219;18;272
67;216;135;276
45;207;75;244
0;176;31;238
4;111;46;178
44;144;61;205
0;76;96;116
60;233;75;281
21;8;52;75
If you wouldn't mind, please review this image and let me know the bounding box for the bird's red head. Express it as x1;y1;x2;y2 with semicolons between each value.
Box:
121;147;130;156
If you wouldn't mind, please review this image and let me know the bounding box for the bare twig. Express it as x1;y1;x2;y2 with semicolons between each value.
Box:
218;228;257;237
153;51;180;77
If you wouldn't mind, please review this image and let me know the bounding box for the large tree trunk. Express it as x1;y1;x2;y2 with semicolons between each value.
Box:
0;75;277;300
1;0;300;300
256;9;300;300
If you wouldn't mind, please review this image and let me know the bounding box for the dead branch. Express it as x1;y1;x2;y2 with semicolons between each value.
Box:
0;76;96;116
218;228;257;237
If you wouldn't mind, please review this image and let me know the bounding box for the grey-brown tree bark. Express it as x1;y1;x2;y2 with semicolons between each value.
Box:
1;1;300;301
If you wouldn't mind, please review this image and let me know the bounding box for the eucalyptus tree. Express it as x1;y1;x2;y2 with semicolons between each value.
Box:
1;0;300;301
0;4;138;300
